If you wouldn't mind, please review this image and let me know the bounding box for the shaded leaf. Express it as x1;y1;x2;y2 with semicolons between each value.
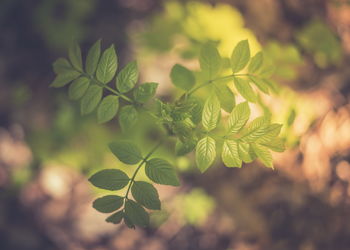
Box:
214;85;235;113
199;43;222;79
96;45;118;84
109;141;143;165
97;95;119;123
106;211;124;224
119;105;138;133
86;39;101;75
89;169;129;190
133;82;158;103
234;77;257;103
145;158;180;186
116;61;139;93
53;58;72;74
50;70;81;88
131;181;161;210
93;195;124;213
68;77;90;100
170;64;195;91
68;41;83;72
125;200;149;227
80;85;103;115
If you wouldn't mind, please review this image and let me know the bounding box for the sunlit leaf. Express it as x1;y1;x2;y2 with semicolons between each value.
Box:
202;94;221;132
251;143;273;168
196;136;216;173
248;51;263;74
227;102;250;135
234;77;257;103
50;70;81;88
238;142;255;163
199;43;222;79
214;85;235;113
231;40;250;73
222;140;242;168
170;64;195;91
249;75;269;94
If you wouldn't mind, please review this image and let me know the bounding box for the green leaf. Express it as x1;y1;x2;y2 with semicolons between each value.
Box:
133;82;158;103
131;181;161;210
227;102;250;135
199;43;222;79
97;95;119;123
85;39;101;75
68;41;83;72
80;85;103;115
53;58;72;74
249;76;269;94
145;158;180;186
68;77;90;100
170;64;195;91
93;195;124;213
123;214;135;229
125;200;149;227
259;137;285;152
106;211;124;224
116;61;139;93
89;169;129;190
234;77;257;103
240;116;269;142
222;140;242;168
214;85;235;113
248;51;263;74
195;136;216;173
175;139;196;156
251;143;273;168
202;94;221;132
96;45;118;84
238;142;255;163
108;141;143;165
188;97;203;124
256;124;282;143
231;40;250;73
50;70;81;88
119;105;138;133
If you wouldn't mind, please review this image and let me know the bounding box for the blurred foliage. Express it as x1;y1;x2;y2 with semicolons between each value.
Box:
34;0;96;49
296;19;342;68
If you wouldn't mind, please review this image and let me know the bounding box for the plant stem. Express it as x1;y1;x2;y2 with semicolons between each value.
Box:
83;72;134;103
187;73;250;96
124;140;163;199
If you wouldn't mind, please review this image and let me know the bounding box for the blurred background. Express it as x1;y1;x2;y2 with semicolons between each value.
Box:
1;0;350;249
